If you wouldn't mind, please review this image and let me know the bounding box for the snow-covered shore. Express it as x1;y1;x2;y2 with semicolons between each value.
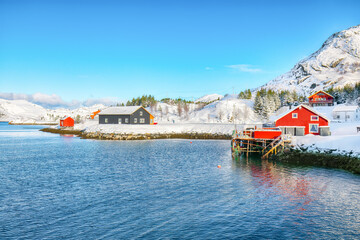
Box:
73;120;360;155
76;121;241;136
292;122;360;155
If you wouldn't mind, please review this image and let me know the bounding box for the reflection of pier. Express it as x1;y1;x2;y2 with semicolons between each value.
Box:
231;127;291;159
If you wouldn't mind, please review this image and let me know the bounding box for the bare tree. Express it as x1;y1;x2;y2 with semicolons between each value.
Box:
218;110;224;122
183;103;189;120
242;106;249;124
177;102;183;117
232;105;240;124
158;105;163;120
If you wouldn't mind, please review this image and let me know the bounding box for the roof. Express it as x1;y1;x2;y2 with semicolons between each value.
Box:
308;90;334;99
275;104;330;122
333;105;359;112
60;116;73;120
98;106;153;117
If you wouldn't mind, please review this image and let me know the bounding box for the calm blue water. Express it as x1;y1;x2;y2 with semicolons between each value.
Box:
0;122;360;239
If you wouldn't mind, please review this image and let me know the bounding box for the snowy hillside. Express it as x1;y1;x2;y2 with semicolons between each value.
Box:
152;94;260;124
262;25;360;95
0;98;106;123
195;94;223;103
0;95;260;125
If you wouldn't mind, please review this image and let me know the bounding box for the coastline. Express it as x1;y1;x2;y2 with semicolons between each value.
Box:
272;149;360;174
40;125;360;174
9;122;57;125
40;127;232;140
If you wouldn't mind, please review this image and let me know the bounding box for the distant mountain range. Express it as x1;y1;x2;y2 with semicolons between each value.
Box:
261;25;360;95
0;98;106;123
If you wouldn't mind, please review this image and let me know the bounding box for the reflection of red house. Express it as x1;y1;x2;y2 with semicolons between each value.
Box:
60;117;74;127
275;104;330;136
308;90;334;107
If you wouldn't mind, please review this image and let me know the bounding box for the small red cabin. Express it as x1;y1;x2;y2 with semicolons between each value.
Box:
308;90;334;107
275;105;330;136
60;117;74;127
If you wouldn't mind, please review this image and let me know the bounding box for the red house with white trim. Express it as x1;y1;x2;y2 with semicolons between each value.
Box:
308;90;334;107
60;116;74;127
275;105;330;136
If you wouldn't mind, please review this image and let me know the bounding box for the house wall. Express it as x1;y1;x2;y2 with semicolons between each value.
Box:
130;108;151;124
61;118;74;127
333;111;359;122
275;107;328;135
99;114;131;124
309;92;334;106
99;107;152;124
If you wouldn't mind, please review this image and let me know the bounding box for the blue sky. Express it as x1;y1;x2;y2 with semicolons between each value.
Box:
0;0;359;107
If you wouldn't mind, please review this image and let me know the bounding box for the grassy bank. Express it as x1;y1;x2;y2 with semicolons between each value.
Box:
10;122;57;125
40;128;83;136
272;148;360;174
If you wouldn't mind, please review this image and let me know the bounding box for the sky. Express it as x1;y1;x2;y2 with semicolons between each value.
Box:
0;0;359;108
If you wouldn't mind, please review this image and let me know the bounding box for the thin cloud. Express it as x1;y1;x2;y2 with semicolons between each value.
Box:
205;67;213;70
227;64;262;73
0;92;122;109
83;97;121;107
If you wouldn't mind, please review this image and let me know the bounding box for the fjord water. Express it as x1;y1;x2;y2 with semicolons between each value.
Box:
1;122;360;239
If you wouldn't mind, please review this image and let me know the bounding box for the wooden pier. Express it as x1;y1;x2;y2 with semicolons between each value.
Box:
231;128;291;159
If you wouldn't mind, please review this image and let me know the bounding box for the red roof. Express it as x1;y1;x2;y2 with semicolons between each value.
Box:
308;90;334;99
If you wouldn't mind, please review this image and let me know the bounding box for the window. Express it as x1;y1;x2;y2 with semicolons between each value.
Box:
140;111;143;116
309;124;319;133
140;118;145;123
311;115;319;121
125;118;129;123
104;118;108;123
292;113;298;118
118;118;122;124
134;118;137;123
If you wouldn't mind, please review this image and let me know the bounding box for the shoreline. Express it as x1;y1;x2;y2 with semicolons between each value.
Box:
9;122;57;125
271;149;360;174
41;127;360;174
39;127;232;140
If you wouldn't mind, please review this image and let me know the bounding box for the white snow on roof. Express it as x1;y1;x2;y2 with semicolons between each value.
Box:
60;116;73;120
99;106;142;115
333;105;359;112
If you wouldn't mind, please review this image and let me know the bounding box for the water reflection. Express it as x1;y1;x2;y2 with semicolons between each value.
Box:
232;155;326;211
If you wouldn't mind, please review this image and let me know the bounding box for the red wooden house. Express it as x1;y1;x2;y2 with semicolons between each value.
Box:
308;90;334;107
60;116;74;127
275;105;330;136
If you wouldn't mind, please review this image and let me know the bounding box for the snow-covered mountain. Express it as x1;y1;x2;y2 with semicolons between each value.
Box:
0;98;106;123
152;94;259;124
262;25;360;95
0;96;260;124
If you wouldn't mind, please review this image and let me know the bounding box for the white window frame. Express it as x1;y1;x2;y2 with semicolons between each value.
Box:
118;118;122;124
105;118;108;123
125;118;129;123
134;118;137;123
140;118;145;123
140;111;143;116
292;113;298;119
309;124;319;133
311;115;319;121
